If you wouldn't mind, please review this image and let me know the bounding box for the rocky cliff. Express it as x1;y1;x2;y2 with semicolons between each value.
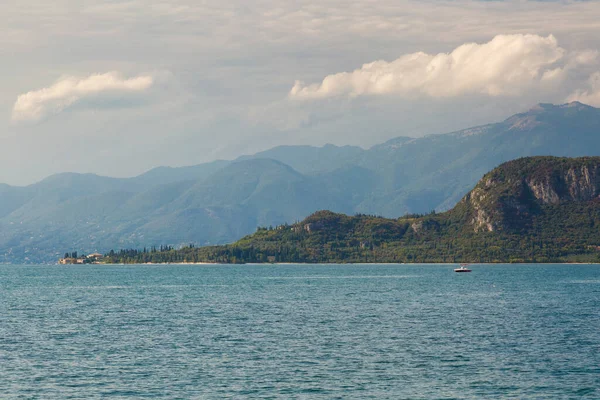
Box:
462;157;600;232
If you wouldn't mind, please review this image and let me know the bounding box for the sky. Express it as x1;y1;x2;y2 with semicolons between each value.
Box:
4;0;600;185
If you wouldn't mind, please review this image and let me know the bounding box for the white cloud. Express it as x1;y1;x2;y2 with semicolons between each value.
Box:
12;72;154;122
567;72;600;106
290;34;570;100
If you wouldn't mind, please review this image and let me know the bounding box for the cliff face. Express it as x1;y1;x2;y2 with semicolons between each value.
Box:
462;157;600;232
525;164;600;204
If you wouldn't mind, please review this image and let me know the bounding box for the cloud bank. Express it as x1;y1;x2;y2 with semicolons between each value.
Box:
290;34;571;100
12;72;154;122
568;72;600;106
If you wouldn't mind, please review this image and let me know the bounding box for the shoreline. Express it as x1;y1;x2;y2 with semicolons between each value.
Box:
48;261;600;266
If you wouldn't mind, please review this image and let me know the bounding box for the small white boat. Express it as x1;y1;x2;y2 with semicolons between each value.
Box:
454;263;472;273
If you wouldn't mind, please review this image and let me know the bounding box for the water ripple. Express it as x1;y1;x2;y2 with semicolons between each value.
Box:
1;263;599;399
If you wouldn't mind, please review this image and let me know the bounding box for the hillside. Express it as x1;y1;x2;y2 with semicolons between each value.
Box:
4;101;600;263
108;157;600;264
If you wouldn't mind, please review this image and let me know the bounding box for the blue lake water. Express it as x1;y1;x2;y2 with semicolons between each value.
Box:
1;263;599;399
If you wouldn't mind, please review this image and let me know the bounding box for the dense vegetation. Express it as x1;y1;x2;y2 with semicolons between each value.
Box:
102;157;600;264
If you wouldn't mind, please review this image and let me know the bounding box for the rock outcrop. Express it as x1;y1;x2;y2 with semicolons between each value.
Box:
526;164;600;204
463;157;600;232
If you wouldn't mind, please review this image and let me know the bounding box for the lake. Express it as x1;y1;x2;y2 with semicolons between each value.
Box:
1;264;599;398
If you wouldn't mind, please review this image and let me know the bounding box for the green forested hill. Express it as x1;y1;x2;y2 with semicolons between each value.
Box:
105;157;600;264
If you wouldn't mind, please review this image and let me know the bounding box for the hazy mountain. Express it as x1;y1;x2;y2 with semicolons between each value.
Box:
130;160;231;187
237;144;364;174
2;101;600;263
0;159;350;262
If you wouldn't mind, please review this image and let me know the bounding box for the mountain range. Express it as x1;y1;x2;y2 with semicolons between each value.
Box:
3;101;600;263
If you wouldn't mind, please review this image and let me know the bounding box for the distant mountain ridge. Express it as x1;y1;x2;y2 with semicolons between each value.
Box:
3;101;600;263
115;156;600;264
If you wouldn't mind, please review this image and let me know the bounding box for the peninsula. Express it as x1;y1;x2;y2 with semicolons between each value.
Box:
101;156;600;264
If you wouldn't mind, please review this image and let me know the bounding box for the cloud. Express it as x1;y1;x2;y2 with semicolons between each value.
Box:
12;72;154;122
567;71;600;106
290;34;570;100
5;0;600;185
